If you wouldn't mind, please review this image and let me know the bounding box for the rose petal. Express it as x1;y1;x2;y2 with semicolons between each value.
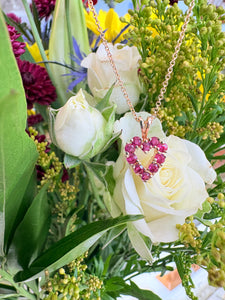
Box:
183;139;217;184
147;215;185;243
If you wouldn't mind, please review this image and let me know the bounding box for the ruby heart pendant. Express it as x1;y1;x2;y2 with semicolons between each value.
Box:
125;136;168;182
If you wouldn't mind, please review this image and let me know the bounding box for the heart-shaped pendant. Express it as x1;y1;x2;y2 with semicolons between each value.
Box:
125;136;168;182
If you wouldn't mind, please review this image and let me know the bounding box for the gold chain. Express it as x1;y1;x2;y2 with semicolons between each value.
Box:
87;0;195;126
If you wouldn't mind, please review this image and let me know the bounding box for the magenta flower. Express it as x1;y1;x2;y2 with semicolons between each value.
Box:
7;24;25;59
27;113;44;126
33;0;56;20
7;13;22;24
17;59;57;108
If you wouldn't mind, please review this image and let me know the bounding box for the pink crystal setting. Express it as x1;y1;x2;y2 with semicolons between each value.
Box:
125;136;167;182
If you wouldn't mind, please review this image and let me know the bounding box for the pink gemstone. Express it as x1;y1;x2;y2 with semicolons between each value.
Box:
142;141;151;152
125;143;135;153
134;163;144;174
155;153;166;164
132;136;142;147
158;143;168;153
127;154;137;164
150;137;160;146
148;163;159;173
141;172;151;181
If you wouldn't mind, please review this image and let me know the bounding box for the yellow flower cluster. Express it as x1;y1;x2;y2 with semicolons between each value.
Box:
28;127;79;222
42;253;103;300
125;0;225;140
176;219;202;252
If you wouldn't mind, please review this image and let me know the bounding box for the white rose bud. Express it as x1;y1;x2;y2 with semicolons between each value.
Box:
54;89;107;159
81;43;142;114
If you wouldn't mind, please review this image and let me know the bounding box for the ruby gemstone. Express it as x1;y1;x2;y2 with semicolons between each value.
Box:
134;163;144;174
127;154;137;164
158;143;168;153
125;143;135;153
142;141;151;152
148;163;159;173
132;136;142;147
150;137;160;146
141;172;151;181
155;153;166;164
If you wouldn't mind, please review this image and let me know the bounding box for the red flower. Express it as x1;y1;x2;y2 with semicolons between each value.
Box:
27;113;44;126
7;13;22;24
169;0;178;4
7;24;25;59
61;168;69;183
33;0;56;20
18;59;57;108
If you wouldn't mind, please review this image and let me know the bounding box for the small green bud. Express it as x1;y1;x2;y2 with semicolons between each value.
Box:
59;268;65;275
207;197;214;204
128;9;134;15
200;27;207;35
218;193;225;200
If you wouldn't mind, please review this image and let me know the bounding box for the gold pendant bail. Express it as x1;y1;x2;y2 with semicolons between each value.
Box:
140;116;154;141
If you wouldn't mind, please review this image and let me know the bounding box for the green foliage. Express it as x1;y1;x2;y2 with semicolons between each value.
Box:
14;215;143;282
0;10;38;256
7;184;50;271
103;278;162;299
175;253;197;300
125;0;225;145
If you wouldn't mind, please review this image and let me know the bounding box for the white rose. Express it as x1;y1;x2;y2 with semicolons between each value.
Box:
54;89;109;159
111;112;216;253
81;43;142;114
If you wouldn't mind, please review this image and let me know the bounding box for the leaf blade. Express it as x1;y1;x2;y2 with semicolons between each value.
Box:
0;11;38;255
14;215;143;282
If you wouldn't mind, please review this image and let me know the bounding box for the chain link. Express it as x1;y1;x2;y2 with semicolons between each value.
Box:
87;0;195;125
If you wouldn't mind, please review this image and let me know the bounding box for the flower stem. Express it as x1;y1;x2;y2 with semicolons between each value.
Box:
0;269;36;300
85;165;106;211
21;0;61;103
65;0;75;69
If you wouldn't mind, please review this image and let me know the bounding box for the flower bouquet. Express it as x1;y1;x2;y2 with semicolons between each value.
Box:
1;0;225;299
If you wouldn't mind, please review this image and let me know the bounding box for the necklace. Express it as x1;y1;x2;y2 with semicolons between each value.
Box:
87;0;195;181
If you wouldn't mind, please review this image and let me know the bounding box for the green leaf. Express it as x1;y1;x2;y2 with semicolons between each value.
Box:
188;93;198;114
14;215;143;282
0;11;38;256
104;277;126;292
30;1;42;38
205;132;225;157
195;200;212;219
120;281;162;300
199;106;219;127
7;185;50;271
104;165;116;196
64;154;81;169
104;277;162;300
84;161;107;184
98;131;121;155
95;85;114;112
127;224;153;262
174;253;186;281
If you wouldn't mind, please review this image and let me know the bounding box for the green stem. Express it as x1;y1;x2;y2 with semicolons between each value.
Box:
65;0;75;69
85;165;106;211
21;0;60;102
0;270;36;300
159;247;194;252
21;0;48;70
